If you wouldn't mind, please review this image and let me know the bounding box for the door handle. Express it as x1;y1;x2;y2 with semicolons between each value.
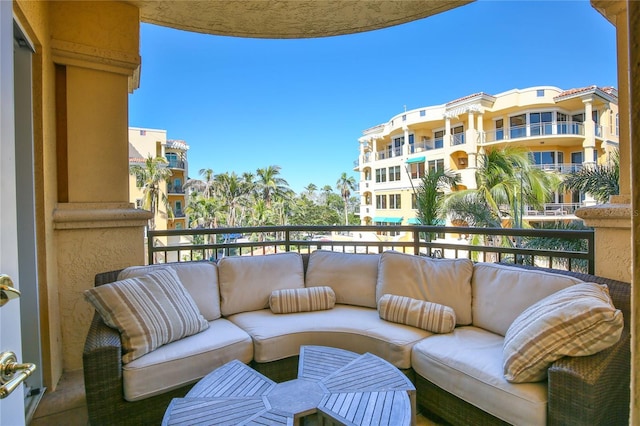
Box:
0;351;36;399
0;275;21;307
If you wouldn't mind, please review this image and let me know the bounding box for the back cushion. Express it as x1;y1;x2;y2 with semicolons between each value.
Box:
472;263;583;336
376;251;473;325
305;250;379;308
118;262;220;321
218;252;305;316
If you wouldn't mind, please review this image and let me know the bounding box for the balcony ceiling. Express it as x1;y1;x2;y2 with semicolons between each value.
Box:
126;0;474;38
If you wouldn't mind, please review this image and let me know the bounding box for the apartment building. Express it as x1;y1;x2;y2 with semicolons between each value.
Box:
128;127;189;231
355;85;619;226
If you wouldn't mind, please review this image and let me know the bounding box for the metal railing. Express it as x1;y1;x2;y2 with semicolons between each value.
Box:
147;225;594;274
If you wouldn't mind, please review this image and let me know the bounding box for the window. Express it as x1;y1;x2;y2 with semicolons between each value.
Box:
388;166;401;182
434;130;444;149
557;112;569;134
510;114;526;138
531;151;563;169
389;194;401;209
402;114;406;121
451;125;465;145
420;110;426;117
428;159;444;172
408;134;415;153
616;113;619;135
375;168;387;183
495;119;504;141
140;130;146;136
536;89;545;97
376;194;387;209
392;137;404;157
364;169;371;180
410;162;425;179
175;222;183;230
175;201;182;215
166;152;178;168
364;194;372;204
530;111;553;136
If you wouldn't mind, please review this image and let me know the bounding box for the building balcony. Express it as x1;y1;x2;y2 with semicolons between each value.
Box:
479;122;597;145
167;159;186;170
168;185;185;194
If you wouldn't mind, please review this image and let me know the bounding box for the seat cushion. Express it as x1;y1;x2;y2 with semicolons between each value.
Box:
218;252;305;316
412;326;547;426
228;305;431;369
472;263;583;336
305;250;380;308
503;282;623;383
118;261;221;321
123;318;253;401
376;251;473;325
85;268;209;363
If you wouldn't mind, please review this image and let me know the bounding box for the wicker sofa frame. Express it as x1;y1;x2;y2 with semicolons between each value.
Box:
83;263;630;425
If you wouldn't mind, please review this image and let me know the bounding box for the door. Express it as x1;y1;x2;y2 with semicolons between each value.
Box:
1;4;31;425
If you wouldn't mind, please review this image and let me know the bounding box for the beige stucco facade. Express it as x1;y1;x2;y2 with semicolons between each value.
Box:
357;85;619;229
7;0;640;423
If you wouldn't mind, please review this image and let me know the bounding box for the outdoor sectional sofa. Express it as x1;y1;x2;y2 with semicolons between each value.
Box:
82;250;630;425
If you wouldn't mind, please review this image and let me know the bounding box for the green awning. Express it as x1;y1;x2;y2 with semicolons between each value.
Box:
386;217;403;223
373;216;403;224
406;156;425;164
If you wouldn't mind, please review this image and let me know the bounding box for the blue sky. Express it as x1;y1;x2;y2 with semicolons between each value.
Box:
128;0;617;194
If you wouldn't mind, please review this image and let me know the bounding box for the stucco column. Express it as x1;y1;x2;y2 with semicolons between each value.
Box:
47;1;151;375
582;98;596;164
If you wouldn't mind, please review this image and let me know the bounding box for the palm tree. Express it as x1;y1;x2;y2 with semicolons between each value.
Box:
560;149;619;203
445;147;556;228
414;168;460;226
185;168;216;198
321;185;333;206
304;183;318;198
130;156;174;230
255;165;291;207
214;172;253;227
336;172;356;225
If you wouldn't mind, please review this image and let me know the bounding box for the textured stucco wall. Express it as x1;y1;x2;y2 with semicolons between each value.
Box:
55;221;148;370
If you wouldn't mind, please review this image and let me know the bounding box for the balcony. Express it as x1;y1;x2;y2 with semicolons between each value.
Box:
532;163;583;173
481;122;586;144
375;147;403;160
147;225;594;274
168;185;186;194
167;159;186;169
451;133;465;146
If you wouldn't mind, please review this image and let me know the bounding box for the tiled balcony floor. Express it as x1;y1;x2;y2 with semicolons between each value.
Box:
30;370;443;425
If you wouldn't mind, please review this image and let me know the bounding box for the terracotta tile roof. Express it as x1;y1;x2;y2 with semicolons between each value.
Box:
554;85;618;101
446;92;485;106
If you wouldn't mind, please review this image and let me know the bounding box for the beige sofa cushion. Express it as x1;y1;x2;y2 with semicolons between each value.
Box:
378;294;456;334
218;252;305;316
85;268;209;363
472;263;583;336
412;326;547;426
269;286;336;314
503;282;623;383
305;250;379;308
118;262;221;321
376;251;473;325
228;305;431;369
123;319;253;401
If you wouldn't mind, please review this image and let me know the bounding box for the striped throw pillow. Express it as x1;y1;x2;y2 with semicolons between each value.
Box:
269;286;336;314
84;268;209;364
377;294;456;334
503;282;623;383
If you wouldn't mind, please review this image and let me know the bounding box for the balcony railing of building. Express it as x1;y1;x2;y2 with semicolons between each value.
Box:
147;225;594;274
167;159;186;169
173;210;186;218
168;185;186;194
451;133;465;146
524;203;582;216
480;122;588;144
531;163;584;173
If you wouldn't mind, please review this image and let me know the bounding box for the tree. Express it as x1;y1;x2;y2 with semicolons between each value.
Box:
255;165;291;207
560;149;619;203
445;147;556;228
304;183;317;197
214;172;253;227
336;172;356;225
185;168;216;198
414;168;460;226
130;156;174;230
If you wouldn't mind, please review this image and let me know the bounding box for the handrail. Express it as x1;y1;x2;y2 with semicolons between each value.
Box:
147;225;594;274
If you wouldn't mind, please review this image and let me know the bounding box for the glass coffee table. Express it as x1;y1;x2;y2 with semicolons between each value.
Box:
162;345;415;425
